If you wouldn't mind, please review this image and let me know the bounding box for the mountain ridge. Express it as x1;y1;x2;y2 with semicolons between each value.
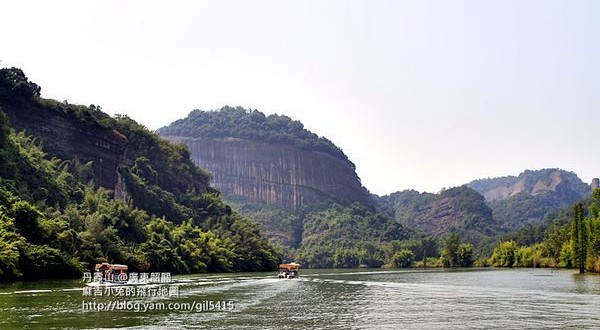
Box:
157;106;353;167
375;169;594;243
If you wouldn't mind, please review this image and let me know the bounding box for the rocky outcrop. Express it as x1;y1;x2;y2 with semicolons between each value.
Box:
164;136;369;209
592;178;599;191
468;169;589;202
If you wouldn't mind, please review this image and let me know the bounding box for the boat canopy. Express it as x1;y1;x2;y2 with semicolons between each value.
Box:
95;263;128;272
278;263;300;272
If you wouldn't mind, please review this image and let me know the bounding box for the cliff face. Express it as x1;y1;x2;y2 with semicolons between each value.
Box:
0;70;128;191
165;136;369;209
4;105;128;191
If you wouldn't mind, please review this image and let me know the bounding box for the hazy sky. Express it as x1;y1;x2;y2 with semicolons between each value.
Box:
1;0;599;195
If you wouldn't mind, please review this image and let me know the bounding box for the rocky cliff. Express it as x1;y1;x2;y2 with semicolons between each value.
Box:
0;68;210;198
6;104;128;192
165;136;368;209
0;68;128;191
158;107;369;209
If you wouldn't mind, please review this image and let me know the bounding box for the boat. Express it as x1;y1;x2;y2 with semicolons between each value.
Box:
278;262;300;279
88;262;129;286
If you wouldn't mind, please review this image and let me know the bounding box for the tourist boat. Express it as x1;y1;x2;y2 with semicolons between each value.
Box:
87;262;129;286
278;262;300;279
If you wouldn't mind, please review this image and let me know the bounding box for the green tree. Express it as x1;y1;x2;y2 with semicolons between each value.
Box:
333;249;359;268
489;241;517;267
0;212;25;279
588;189;600;272
543;223;570;264
558;242;573;268
457;243;474;267
571;203;588;274
420;236;438;267
392;249;414;268
441;232;461;267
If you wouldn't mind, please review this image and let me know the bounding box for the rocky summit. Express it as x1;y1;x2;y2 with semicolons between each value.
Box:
158;107;369;209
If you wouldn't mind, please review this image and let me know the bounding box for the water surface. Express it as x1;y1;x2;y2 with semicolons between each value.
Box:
1;268;599;329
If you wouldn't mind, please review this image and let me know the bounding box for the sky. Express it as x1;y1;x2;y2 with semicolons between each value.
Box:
1;0;599;195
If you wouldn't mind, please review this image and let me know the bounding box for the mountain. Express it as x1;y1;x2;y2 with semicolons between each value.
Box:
157;107;369;209
468;169;591;230
0;68;279;280
374;186;499;248
158;107;409;267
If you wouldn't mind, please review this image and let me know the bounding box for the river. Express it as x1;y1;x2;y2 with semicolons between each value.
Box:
0;268;599;329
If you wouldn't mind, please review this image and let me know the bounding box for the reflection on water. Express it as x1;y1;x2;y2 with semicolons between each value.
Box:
0;268;599;329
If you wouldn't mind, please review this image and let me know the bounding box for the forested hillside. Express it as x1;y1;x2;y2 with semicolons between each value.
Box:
0;68;279;281
375;186;500;250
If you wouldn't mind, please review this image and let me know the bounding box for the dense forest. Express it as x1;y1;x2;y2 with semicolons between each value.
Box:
224;199;411;268
0;68;279;281
157;106;354;168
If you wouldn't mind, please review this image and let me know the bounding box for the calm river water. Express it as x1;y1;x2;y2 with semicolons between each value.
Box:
0;268;599;329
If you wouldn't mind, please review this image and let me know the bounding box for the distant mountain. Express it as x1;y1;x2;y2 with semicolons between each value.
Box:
468;169;591;230
373;169;593;250
374;186;499;248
